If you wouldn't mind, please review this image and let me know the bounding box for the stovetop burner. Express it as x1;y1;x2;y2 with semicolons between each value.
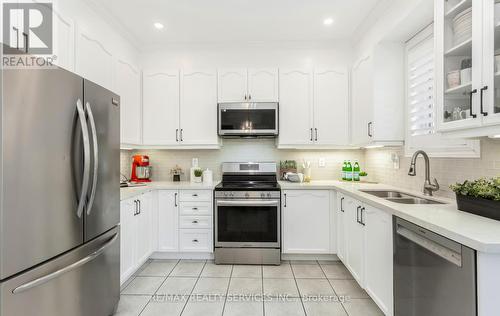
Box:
216;162;280;192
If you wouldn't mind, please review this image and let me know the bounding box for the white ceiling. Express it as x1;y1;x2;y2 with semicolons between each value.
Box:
92;0;382;47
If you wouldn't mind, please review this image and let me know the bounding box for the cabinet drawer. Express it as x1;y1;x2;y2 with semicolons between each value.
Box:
179;216;213;229
179;229;213;252
179;190;212;202
179;202;212;216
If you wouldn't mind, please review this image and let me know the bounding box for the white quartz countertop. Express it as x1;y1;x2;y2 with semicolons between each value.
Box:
120;181;219;201
279;180;500;253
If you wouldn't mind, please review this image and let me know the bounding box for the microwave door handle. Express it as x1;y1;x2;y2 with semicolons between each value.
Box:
76;99;91;218
85;102;98;216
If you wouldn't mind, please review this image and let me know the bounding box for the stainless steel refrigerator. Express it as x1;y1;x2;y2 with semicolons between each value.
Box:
0;60;120;315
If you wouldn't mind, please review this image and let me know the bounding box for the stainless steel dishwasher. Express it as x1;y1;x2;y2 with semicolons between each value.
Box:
393;217;476;316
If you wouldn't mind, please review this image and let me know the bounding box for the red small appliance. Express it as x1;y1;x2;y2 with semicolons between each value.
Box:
130;155;152;182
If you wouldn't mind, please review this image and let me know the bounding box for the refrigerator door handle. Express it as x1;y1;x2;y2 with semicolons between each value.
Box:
12;232;119;294
85;102;99;215
76;99;91;218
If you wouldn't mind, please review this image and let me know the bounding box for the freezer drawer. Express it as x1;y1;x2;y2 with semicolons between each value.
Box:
0;227;120;316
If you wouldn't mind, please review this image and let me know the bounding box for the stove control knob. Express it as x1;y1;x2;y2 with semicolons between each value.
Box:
245;193;250;199
267;193;272;198
261;193;265;199
230;192;234;197
223;192;228;197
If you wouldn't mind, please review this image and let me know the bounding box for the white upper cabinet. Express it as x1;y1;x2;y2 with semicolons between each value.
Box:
218;68;279;102
76;28;113;91
116;59;141;145
248;68;279;102
278;69;314;146
142;70;180;145
313;68;350;146
282;190;332;254
180;70;219;146
351;44;405;147
217;69;248;102
435;0;500;137
279;68;350;148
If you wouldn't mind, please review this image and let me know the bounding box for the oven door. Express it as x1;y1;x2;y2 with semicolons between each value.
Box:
215;199;280;248
218;103;278;136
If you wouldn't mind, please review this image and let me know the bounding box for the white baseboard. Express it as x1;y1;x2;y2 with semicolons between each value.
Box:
149;252;339;262
281;253;340;261
150;252;214;260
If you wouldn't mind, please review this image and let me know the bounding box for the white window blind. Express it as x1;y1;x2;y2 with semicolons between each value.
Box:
404;24;480;158
407;32;434;137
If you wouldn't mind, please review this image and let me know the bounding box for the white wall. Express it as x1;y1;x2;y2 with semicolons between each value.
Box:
140;42;353;70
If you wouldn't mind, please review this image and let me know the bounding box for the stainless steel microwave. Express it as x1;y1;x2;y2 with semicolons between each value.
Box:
218;102;279;137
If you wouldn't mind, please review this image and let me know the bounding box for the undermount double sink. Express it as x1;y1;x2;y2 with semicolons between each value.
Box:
360;190;446;205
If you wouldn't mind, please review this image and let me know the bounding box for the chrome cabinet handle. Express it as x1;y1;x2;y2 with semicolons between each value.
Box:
192;239;199;243
12;232;119;294
244;94;247;100
176;129;179;142
192;220;199;224
180;129;184;141
283;193;287;207
340;197;344;212
85;102;98;216
248;94;252;100
315;128;318;141
133;200;137;216
368;122;373;137
310;128;313;141
192;207;198;210
192;194;198;197
174;193;178;207
76;99;91;219
356;206;361;224
216;200;280;207
137;200;141;215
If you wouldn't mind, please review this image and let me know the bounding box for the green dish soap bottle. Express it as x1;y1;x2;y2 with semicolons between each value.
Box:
342;161;347;180
346;161;353;181
353;161;360;182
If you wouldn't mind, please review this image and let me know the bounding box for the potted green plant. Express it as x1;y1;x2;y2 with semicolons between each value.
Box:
450;177;500;221
193;168;203;183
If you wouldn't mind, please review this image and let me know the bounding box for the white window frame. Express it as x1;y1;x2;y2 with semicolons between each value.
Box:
405;24;480;158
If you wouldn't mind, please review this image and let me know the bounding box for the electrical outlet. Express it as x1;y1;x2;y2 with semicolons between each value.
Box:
319;158;326;168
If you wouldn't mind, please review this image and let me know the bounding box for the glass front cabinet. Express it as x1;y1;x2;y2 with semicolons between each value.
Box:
436;0;500;136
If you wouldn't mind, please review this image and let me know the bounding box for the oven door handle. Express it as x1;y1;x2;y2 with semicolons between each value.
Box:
216;200;280;207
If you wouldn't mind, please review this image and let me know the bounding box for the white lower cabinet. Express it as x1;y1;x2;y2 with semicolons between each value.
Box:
282;190;332;254
157;190;179;252
157;189;213;253
337;193;394;316
120;192;153;284
364;205;393;316
345;196;365;284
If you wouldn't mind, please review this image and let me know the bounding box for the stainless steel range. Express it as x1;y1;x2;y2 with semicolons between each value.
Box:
214;162;281;265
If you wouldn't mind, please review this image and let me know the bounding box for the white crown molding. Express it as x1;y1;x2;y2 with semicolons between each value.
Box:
83;0;141;52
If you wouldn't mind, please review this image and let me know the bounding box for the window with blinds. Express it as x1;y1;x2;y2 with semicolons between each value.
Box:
404;24;480;158
407;31;434;137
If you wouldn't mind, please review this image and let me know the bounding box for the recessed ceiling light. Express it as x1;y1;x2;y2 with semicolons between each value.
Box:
154;22;164;30
323;18;334;26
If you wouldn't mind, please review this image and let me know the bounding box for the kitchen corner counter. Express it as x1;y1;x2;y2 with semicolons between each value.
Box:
120;181;219;201
279;180;500;254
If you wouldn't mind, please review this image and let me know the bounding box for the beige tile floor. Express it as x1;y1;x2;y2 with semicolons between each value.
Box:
115;259;384;316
